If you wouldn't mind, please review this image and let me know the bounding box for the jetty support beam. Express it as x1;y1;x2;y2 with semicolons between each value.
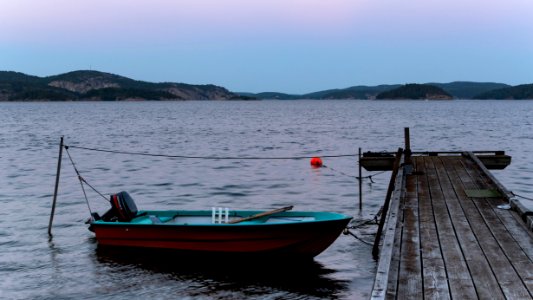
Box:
372;148;404;259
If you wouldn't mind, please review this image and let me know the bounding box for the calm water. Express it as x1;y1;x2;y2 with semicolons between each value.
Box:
1;100;533;299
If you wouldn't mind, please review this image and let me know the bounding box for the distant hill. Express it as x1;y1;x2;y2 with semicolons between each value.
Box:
2;70;529;101
472;84;533;99
239;85;401;100
375;84;453;100
430;81;510;99
303;85;401;99
240;82;515;100
247;92;301;100
0;70;251;101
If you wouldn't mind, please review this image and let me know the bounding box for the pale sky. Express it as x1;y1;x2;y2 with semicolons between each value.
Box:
1;0;532;93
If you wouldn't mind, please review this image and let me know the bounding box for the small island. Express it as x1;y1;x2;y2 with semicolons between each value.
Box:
375;84;453;100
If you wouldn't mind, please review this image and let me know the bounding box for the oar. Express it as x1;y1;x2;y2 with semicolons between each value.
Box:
228;206;293;224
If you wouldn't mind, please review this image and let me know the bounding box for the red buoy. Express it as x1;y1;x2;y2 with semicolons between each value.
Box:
310;157;323;168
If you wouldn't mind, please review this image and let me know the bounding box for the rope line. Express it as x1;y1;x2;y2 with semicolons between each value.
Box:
511;192;533;202
323;165;388;182
342;207;383;246
349;218;379;229
64;147;94;216
323;165;358;179
343;228;373;246
79;177;111;203
64;146;109;203
65;145;359;160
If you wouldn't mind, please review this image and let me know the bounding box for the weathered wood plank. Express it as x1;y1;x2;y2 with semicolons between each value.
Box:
432;156;505;299
415;157;451;299
385;202;403;299
373;149;405;259
443;156;529;299
458;157;533;296
465;152;533;260
385;154;408;299
465;152;513;199
424;156;478;299
495;208;533;261
473;198;533;295
396;162;423;299
371;154;406;300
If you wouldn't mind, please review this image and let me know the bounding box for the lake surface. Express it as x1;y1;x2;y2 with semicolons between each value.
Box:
1;100;533;299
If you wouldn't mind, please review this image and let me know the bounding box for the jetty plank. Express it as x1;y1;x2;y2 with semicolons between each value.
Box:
385;205;403;299
457;157;533;295
416;157;451;299
493;208;533;261
371;155;406;300
424;156;478;299
433;156;505;299
445;156;531;299
464;153;533;260
396;163;423;299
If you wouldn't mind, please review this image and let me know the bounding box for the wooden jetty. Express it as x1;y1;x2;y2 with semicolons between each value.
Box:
368;131;533;299
361;150;512;171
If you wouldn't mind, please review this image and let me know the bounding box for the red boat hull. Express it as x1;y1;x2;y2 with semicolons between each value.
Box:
91;218;350;258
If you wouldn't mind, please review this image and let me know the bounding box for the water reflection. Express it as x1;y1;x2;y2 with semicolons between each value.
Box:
94;246;350;299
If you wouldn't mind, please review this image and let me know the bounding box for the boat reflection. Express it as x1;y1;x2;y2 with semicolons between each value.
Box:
94;246;350;298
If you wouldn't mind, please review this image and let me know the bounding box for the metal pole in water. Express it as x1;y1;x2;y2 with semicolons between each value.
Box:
358;147;363;210
48;136;64;237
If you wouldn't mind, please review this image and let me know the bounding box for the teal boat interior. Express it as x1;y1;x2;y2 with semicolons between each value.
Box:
93;210;351;226
90;191;352;226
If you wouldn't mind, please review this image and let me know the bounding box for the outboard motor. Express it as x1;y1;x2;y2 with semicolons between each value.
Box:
101;191;139;222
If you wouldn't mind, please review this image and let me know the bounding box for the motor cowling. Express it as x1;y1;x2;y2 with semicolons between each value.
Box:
101;191;139;222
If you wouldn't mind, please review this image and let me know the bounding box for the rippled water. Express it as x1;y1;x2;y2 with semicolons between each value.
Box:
1;100;533;299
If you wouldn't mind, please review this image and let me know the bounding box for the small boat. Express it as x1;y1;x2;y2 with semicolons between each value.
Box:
88;191;352;258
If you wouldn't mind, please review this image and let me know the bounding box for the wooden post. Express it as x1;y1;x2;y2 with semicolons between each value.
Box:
372;147;403;259
404;127;411;165
404;127;413;176
404;127;410;151
359;147;363;210
48;136;64;237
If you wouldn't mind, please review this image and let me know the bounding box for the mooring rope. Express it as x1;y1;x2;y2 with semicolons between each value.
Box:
64;146;109;204
343;228;373;246
511;192;533;202
64;146;94;216
67;144;388;184
342;206;383;246
350;218;380;229
66;144;359;160
323;165;387;183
